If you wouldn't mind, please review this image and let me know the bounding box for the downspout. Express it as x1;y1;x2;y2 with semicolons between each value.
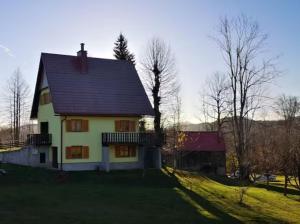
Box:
60;116;67;171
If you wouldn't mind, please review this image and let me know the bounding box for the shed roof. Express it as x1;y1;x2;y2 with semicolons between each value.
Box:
178;131;226;152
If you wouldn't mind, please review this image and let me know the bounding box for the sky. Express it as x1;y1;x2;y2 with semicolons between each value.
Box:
0;0;299;124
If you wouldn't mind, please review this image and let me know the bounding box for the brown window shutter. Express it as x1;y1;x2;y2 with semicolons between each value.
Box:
115;120;121;132
115;145;120;157
40;94;44;105
44;93;48;104
66;120;72;132
129;121;136;132
48;93;52;103
66;147;72;159
129;145;136;157
45;93;50;104
82;146;89;159
82;120;89;132
124;120;129;132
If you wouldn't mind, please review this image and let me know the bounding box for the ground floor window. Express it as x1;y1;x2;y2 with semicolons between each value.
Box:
66;146;89;159
115;145;136;158
40;152;46;163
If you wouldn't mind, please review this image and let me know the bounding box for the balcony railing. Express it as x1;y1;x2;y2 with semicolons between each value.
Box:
102;132;163;146
27;134;52;146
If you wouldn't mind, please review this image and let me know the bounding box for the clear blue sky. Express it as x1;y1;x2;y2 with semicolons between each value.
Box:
0;0;299;123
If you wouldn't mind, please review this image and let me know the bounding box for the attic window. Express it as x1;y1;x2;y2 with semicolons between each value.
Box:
39;92;52;105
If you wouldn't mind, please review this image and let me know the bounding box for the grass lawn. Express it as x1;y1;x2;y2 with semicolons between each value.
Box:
0;164;299;224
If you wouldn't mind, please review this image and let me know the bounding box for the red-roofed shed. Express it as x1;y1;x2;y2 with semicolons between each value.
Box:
178;132;226;152
167;131;226;175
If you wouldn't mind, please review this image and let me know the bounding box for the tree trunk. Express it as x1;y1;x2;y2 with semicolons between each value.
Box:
152;67;162;143
284;173;288;196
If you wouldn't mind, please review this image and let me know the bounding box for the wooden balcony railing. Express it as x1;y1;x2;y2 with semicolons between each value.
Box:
27;134;52;146
102;132;164;146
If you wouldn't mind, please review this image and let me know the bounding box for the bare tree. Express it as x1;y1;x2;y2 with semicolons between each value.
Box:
4;69;30;144
200;72;229;135
251;121;278;186
169;88;182;172
141;38;179;141
275;94;300;195
213;15;278;180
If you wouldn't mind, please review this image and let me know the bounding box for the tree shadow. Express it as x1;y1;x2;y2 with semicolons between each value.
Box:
204;173;248;187
255;183;300;197
164;168;243;223
163;168;290;224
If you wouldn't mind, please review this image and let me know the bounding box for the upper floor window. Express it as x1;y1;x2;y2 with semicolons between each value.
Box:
115;120;136;132
66;146;89;159
66;119;89;132
39;92;52;105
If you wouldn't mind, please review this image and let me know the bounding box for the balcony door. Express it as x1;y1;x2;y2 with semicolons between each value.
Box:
52;147;58;168
40;122;49;134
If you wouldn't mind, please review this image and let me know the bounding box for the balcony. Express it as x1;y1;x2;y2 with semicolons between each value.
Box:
27;134;52;146
102;132;163;146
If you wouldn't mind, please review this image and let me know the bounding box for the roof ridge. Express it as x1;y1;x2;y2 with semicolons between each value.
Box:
41;52;132;64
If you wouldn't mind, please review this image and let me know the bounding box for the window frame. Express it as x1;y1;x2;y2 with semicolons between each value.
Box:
115;145;136;158
66;146;89;159
66;119;89;132
115;120;136;132
39;92;52;105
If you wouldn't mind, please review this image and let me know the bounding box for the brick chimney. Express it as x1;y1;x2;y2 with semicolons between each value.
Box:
77;43;88;73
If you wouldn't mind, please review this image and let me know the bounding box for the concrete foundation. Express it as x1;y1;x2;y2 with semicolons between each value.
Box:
0;145;161;172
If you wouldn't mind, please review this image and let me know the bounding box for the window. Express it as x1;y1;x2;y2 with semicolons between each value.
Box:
40;152;46;163
66;119;89;132
66;146;89;159
115;145;136;158
39;92;52;105
115;120;136;132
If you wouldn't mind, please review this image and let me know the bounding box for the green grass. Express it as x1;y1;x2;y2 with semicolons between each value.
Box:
0;147;21;152
0;164;299;224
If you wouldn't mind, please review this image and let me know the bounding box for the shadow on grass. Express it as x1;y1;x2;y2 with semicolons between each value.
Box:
255;183;300;196
0;164;291;224
163;168;243;223
0;164;240;223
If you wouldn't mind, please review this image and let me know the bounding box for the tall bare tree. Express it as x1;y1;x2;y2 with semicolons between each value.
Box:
4;69;30;143
141;38;179;141
200;72;229;135
214;15;278;180
275;94;300;195
169;88;182;172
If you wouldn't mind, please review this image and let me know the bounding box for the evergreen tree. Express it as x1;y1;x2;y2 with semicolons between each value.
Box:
113;33;135;65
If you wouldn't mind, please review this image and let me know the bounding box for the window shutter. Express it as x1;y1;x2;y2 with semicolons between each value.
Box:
44;93;48;104
115;145;120;157
82;120;89;132
82;146;89;159
66;120;72;132
129;145;136;157
48;93;52;103
129;121;136;132
66;147;72;159
40;94;44;105
115;120;121;132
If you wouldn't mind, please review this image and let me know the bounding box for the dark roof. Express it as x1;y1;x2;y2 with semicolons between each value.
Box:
31;53;154;118
178;132;226;152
